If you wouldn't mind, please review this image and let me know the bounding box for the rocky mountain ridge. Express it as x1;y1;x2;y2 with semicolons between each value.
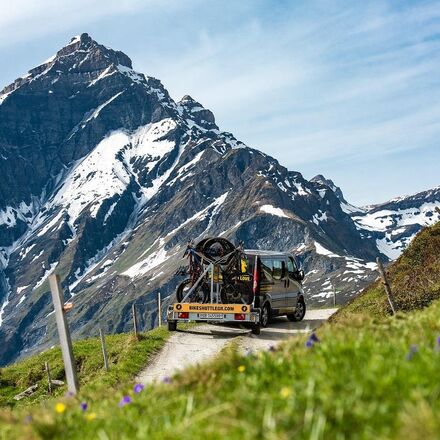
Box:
0;33;438;365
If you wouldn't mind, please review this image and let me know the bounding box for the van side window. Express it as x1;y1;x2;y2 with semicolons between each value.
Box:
273;259;283;280
261;258;273;281
288;257;297;277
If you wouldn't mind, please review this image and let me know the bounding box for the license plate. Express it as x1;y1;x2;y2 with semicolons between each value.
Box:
198;313;224;319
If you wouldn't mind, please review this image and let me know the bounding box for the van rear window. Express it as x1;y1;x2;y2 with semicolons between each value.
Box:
260;258;273;281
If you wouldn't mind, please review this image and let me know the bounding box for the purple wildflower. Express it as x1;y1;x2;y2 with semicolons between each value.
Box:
64;391;75;398
436;335;440;352
309;333;320;343
133;383;144;394
305;332;320;348
80;402;88;411
118;395;132;407
405;344;418;360
24;415;33;424
162;376;172;384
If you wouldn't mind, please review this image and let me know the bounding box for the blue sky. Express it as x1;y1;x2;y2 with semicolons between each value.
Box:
1;0;439;205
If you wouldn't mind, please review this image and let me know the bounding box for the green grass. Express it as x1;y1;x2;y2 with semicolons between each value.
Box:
1;302;439;439
0;326;173;409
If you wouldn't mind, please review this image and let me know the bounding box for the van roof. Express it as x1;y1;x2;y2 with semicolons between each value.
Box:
244;249;292;257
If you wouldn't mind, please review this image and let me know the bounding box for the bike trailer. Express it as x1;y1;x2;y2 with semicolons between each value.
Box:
167;237;262;334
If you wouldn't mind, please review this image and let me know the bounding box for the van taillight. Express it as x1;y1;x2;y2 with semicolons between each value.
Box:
234;313;245;321
178;312;189;319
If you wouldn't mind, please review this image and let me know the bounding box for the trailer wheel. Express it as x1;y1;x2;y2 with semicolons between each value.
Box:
251;324;261;335
168;320;177;331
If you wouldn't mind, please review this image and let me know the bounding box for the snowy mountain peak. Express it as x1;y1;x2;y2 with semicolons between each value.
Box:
55;32;133;69
0;33;133;99
311;174;346;203
310;174;363;215
177;95;217;129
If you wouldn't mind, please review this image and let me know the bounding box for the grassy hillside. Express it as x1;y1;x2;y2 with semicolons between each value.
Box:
334;221;440;320
0;326;172;409
1;300;439;439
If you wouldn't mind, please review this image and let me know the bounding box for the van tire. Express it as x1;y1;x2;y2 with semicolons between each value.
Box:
287;298;306;322
168;320;177;331
260;303;270;328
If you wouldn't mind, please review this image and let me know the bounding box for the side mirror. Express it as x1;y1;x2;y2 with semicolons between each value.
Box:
295;269;305;281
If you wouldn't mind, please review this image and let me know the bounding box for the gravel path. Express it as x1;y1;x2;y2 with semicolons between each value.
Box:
136;308;337;384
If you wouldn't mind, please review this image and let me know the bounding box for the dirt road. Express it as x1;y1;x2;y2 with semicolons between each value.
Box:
136;308;336;384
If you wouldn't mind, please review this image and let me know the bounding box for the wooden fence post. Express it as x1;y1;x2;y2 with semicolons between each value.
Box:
45;361;52;394
157;292;162;327
376;257;397;315
132;304;138;339
99;328;109;372
48;274;79;395
330;280;337;307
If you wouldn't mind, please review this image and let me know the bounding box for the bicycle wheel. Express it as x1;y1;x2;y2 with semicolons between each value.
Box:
176;279;210;303
196;237;236;261
220;280;254;305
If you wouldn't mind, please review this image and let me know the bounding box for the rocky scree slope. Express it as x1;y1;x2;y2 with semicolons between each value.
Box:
0;33;438;365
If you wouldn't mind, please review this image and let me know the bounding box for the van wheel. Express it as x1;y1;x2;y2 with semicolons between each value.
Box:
168;320;177;331
287;298;306;322
260;303;270;328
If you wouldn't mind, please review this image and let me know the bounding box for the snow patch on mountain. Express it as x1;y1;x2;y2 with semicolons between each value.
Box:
0;91;11;106
167;151;204;186
260;205;289;218
340;201;363;214
314;242;339;258
375;237;403;260
0;202;34;228
51;119;177;226
33;262;58;292
117;64;145;84
166;192;229;238
353;202;440;232
85;91;124;122
52;131;131;222
87;65;116;87
123;239;168;279
312;211;327;225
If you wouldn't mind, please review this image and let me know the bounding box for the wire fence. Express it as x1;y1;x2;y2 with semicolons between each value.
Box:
36;274;175;397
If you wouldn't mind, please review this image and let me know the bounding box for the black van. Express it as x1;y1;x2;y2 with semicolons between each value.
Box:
243;250;306;328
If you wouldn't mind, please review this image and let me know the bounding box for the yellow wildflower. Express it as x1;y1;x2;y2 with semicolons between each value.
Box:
238;365;246;373
55;402;66;413
86;412;97;421
280;387;292;399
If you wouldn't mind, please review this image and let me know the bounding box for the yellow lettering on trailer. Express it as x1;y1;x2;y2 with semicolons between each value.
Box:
173;303;250;314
